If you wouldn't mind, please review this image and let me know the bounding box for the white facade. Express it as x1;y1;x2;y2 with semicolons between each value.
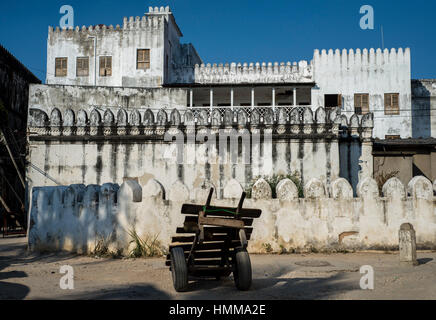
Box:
46;6;201;88
44;6;418;140
312;48;412;139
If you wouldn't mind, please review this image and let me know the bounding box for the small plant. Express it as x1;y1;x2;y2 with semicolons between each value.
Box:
91;234;123;258
93;238;109;256
245;172;304;198
128;228;165;258
375;170;399;194
262;242;273;253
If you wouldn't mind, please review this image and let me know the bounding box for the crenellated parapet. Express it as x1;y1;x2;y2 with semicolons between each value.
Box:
313;47;411;70
194;60;313;84
28;106;373;140
48;6;174;39
48;15;166;38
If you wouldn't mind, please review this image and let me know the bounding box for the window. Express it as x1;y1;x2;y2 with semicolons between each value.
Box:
99;56;112;77
384;93;399;115
354;93;369;115
324;94;342;109
137;49;150;70
76;57;89;77
55;57;68;77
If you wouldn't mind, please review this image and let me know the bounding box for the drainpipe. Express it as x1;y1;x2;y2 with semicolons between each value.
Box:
88;36;97;86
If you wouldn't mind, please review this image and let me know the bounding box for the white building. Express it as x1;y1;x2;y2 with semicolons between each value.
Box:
44;6;417;140
26;6;436;194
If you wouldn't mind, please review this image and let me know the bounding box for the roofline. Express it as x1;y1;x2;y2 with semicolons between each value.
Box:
0;44;41;84
163;82;317;88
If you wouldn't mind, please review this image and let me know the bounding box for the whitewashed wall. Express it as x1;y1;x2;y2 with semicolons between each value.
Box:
46;7;201;87
28;176;436;254
312;48;412;139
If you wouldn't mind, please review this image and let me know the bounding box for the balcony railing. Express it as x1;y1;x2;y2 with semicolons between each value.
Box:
186;105;329;124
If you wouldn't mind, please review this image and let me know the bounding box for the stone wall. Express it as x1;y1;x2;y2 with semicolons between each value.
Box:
27;86;374;199
27;175;436;254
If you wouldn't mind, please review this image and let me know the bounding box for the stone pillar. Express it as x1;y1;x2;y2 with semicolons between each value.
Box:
272;87;275;107
230;87;234;109
293;87;297;106
359;140;374;181
209;88;213;108
189;89;193;107
359;115;374;180
399;223;418;266
251;87;255;107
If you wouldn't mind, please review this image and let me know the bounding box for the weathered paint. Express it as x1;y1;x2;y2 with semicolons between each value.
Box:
28;176;436;254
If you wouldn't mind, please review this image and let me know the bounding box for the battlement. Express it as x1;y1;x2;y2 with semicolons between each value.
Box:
313;48;411;67
194;61;313;84
147;6;172;14
48;14;166;37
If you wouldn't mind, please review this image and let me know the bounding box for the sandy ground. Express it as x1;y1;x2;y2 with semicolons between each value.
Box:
1;236;435;300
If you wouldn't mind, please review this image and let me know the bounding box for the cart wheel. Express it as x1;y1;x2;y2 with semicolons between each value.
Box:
233;247;252;291
170;247;188;292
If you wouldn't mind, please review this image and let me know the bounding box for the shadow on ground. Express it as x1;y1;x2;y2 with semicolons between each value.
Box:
418;258;433;265
0;236;78;300
181;267;358;300
66;284;171;300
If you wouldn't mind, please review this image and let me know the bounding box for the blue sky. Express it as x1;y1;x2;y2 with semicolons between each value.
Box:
1;0;435;82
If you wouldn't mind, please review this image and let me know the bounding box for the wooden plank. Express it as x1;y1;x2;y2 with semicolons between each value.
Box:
176;226;253;235
181;204;261;218
170;241;241;251
166;249;230;261
171;232;251;243
198;216;245;229
172;234;227;243
183;215;253;226
165;259;226;267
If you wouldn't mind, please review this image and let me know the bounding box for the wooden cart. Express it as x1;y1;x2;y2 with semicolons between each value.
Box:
166;188;262;292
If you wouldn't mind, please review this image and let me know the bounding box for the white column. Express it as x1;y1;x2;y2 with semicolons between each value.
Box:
210;88;213;109
293;87;297;106
230;87;234;110
189;89;193;107
272;87;275;107
251;87;255;108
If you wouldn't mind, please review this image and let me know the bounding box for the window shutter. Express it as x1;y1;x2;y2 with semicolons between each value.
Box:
137;49;150;70
392;94;399;110
354;94;361;115
76;57;89;76
384;93;399;115
106;57;112;76
384;93;390;114
362;94;369;114
337;94;342;107
99;56;112;77
55;57;67;77
99;57;105;76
